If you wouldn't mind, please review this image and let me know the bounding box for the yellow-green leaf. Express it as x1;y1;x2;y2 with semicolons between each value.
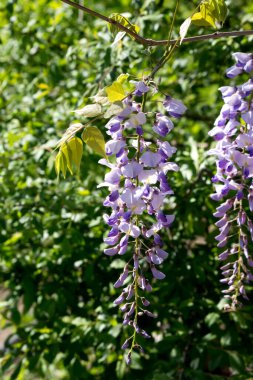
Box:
82;126;106;157
201;3;216;27
108;13;140;39
61;137;83;175
55;150;67;178
209;0;227;24
117;73;129;84
191;4;216;28
56;123;83;148
105;81;126;103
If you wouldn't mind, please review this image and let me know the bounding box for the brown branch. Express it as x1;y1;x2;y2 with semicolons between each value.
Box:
60;0;253;46
60;0;148;44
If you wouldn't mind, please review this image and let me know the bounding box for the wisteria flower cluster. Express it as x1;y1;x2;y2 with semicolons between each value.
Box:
99;82;186;363
209;52;253;310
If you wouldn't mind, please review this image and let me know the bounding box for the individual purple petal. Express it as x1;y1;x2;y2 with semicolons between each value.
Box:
121;161;143;178
105;140;126;156
151;266;166;280
155;248;168;259
104;246;119;256
121;338;132;350
154;234;163;246
133;81;149;96
119;222;141;237
153;114;174;137
104;234;120;245
218;250;229;261
245;59;253;73
141;151;162;167
163;96;187;118
157;212;175;226
232;52;252;65
114;293;126;305
141;297;150;306
114;267;129;288
226;65;243;78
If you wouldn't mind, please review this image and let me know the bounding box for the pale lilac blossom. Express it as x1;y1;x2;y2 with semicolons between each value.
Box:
99;82;186;362
209;52;253;309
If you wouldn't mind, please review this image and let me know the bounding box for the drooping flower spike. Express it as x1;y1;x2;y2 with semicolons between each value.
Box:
99;82;186;363
209;52;253;310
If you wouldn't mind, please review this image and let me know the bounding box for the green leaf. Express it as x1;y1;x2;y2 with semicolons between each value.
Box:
56;123;83;148
55;150;67;178
60;137;83;175
204;312;220;327
192;4;216;28
117;73;130;84
108;13;140;39
72;103;102;117
82;126;106;157
191;0;227;28
209;0;227;24
105;81;126;103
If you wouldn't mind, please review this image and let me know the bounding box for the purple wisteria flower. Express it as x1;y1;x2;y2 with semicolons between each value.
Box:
99;81;186;363
209;53;253;310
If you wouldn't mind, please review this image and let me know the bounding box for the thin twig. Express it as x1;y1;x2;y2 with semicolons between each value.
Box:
60;0;148;44
60;0;253;46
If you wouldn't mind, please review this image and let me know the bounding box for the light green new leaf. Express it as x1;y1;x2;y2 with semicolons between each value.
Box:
108;13;140;39
192;0;227;28
55;150;67;178
209;0;227;24
117;73;130;84
179;17;191;44
192;3;216;28
61;137;83;175
72;104;102;117
56;123;83;148
105;81;126;103
82;126;106;157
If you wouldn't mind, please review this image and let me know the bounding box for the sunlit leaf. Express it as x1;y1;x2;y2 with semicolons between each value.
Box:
60;137;83;175
191;0;227;28
55;150;67;178
56;123;83;148
117;73;130;84
108;13;140;39
105;81;126;103
191;4;216;28
179;17;191;44
111;31;126;46
72;104;102;117
209;0;227;24
82;126;106;157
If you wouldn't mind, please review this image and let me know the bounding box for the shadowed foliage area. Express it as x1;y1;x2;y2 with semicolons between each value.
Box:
1;0;253;378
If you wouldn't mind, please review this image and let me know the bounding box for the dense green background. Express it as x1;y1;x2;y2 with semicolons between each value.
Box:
1;0;253;378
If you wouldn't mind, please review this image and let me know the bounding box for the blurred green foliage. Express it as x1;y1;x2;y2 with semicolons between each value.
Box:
1;0;253;378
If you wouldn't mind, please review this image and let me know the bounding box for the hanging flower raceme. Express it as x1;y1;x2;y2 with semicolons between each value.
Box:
208;52;253;310
99;82;186;363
